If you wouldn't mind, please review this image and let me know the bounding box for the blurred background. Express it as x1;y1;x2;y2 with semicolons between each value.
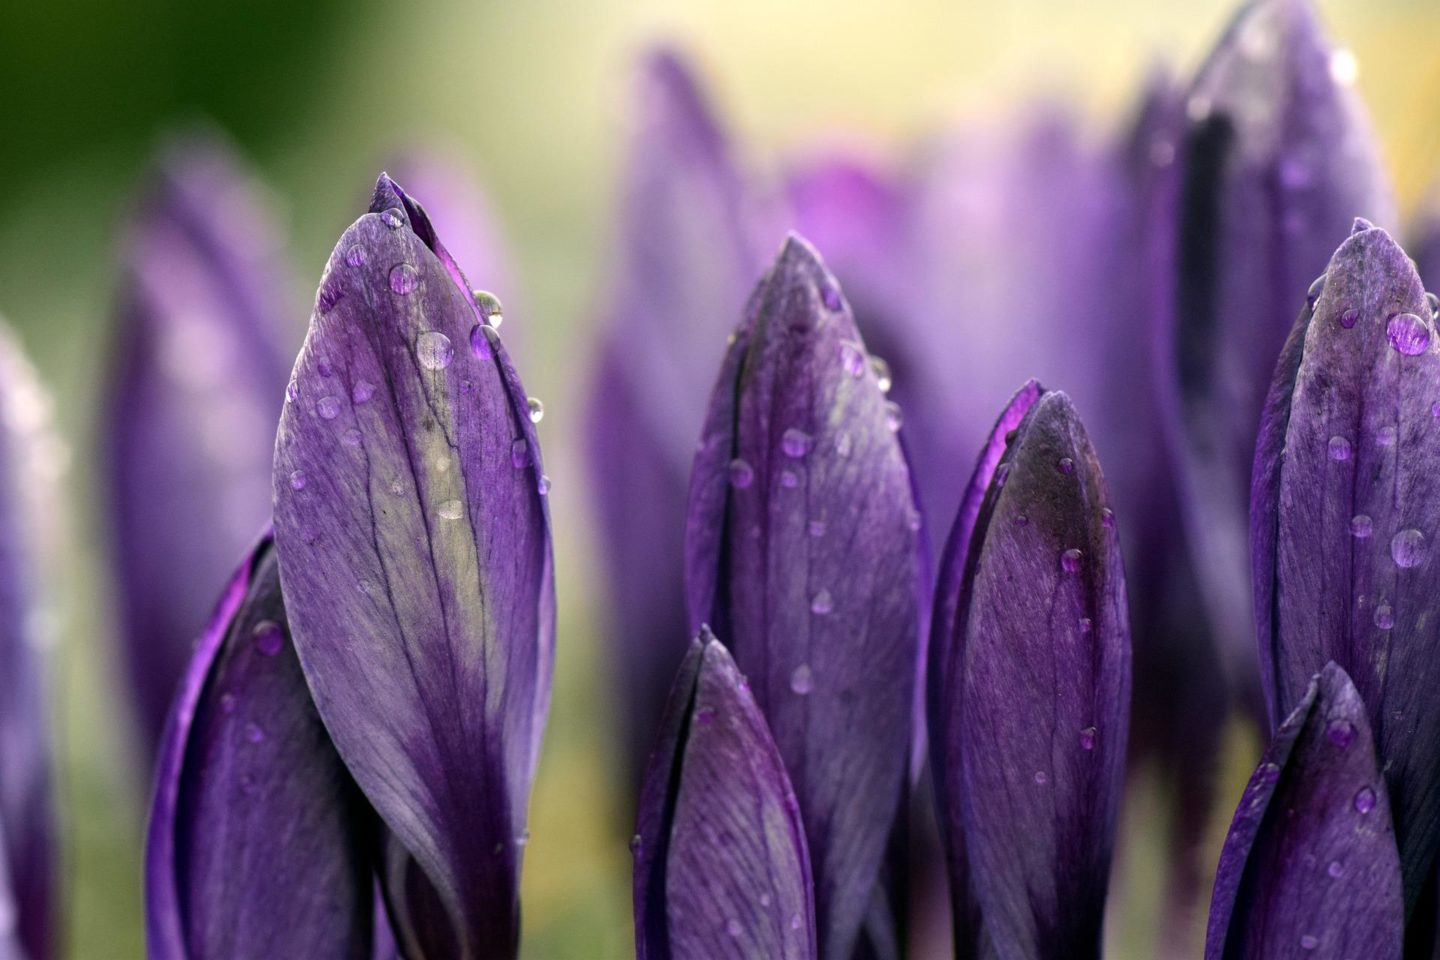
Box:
4;0;1440;956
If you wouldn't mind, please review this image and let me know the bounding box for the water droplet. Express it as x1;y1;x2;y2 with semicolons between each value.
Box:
1057;456;1075;474
537;475;552;495
511;438;530;469
820;281;843;313
1351;515;1373;538
1306;275;1326;304
1374;604;1395;630
1079;726;1097;751
1431;401;1440;419
389;263;419;295
1428;292;1440;318
790;663;814;695
317;396;342;420
780;470;799;488
1354;786;1377;813
220;692;237;714
345;244;368;268
1101;507;1116;529
870;356;893;393
1387;313;1430;355
1377;425;1397;446
472;290;504;326
838;341;865;378
1259;762;1281;784
1327;860;1345;879
1060;548;1083;574
695;708;715;727
1078;617;1093;634
317;360;334;378
1392;529;1425;568
527;397;545;424
380;208;405;229
629;834;643;855
807;519;827;538
289;470;307;491
252;619;284;656
728;458;754;489
1014;514;1029;527
438;499;464;520
810;589;834;615
1300;933;1319;951
245;722;265;744
726;919;743;938
884;401;902;433
352;380;375;404
286;380;299;403
342;428;362;447
470;323;493;360
417;332;454;370
1327;435;1352;461
782;427;812;458
1339;308;1359;329
1033;771;1049;786
1327;720;1356;748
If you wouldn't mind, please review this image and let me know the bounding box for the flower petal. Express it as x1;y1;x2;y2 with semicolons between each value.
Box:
634;636;816;960
145;534;375;959
585;48;767;789
1158;0;1393;715
1205;663;1402;959
685;234;922;958
272;175;554;957
1253;222;1440;908
106;131;295;754
934;388;1131;959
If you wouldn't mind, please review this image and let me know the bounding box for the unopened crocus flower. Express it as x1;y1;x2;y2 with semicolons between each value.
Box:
1157;0;1393;716
633;633;816;960
1252;221;1440;912
1205;663;1401;959
929;381;1131;959
0;321;61;960
107;132;295;755
587;49;767;788
272;174;553;959
146;532;376;958
686;235;922;958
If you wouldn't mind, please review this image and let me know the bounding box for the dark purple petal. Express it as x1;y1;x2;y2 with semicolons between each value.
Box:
685;235;922;958
106;131;296;755
634;636;816;960
1205;663;1402;959
272;175;553;959
145;533;375;959
0;323;58;960
1252;222;1440;909
1158;0;1393;718
586;48;766;789
932;387;1130;959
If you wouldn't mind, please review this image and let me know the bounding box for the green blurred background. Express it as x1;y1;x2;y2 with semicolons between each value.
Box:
3;1;1440;956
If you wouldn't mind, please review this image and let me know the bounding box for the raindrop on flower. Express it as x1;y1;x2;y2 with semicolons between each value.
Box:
1300;934;1319;951
1431;401;1440;419
342;428;362;447
1060;548;1083;574
1327;720;1355;748
470;323;493;361
537;475;552;495
1101;507;1116;529
820;281;842;313
438;499;464;520
388;263;419;295
1078;617;1093;634
789;663;814;695
1338;308;1359;329
472;289;504;327
1386;312;1430;355
352;380;375;404
629;834;643;855
1374;604;1395;630
781;427;812;458
511;438;530;469
1079;726;1097;751
1327;436;1351;461
1057;456;1075;474
1354;786;1377;813
345;244;368;268
527;397;544;424
1428;292;1440;318
810;589;834;615
252;620;284;656
1327;860;1345;879
1392;528;1425;568
289;470;307;491
416;332;454;370
317;360;334;378
1259;762;1281;784
317;396;341;420
1351;515;1373;538
838;340;865;378
884;401;902;433
286;380;299;403
869;356;892;393
1306;275;1325;304
1033;771;1049;786
1377;425;1397;446
728;458;754;489
380;208;405;229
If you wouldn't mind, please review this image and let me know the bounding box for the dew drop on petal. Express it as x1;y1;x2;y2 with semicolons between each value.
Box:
1014;514;1029;527
790;663;814;695
1079;726;1097;751
1354;786;1377;813
317;360;334;378
438;499;464;520
380;208;405;230
352;380;375;404
470;323;493;361
1431;401;1440;419
1374;604;1395;630
345;244;368;268
839;341;865;378
252;620;285;656
286;380;299;404
629;834;643;855
1392;528;1425;568
289;470;307;491
1351;515;1373;538
416;332;454;370
1377;425;1397;446
1033;771;1048;786
342;428;362;447
1078;617;1093;634
527;397;545;424
1259;762;1281;784
537;475;552;495
388;263;419;295
781;427;812;458
1057;456;1075;474
317;396;341;420
1306;275;1325;305
472;290;504;326
1327;435;1351;461
728;458;754;489
511;438;530;469
1338;308;1359;329
820;282;842;313
884;401;902;433
1327;860;1345;879
1428;292;1440;318
1300;934;1319;951
870;356;892;393
1327;720;1355;748
1101;507;1116;529
1387;313;1430;355
1060;548;1083;574
810;589;834;615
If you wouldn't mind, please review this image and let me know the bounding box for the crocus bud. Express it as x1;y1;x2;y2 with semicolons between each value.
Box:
586;49;767;790
686;234;922;958
145;533;375;959
272;174;553;959
634;634;816;960
106;132;295;755
929;382;1131;960
1252;221;1440;911
1158;0;1393;714
0;321;60;959
1206;663;1401;959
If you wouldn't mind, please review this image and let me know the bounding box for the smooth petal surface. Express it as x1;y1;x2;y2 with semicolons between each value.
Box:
934;388;1131;960
686;235;921;959
107;132;295;754
634;637;816;960
1252;223;1440;908
1206;663;1402;959
273;175;554;959
145;534;374;960
586;48;766;789
1159;0;1394;715
0;321;59;960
